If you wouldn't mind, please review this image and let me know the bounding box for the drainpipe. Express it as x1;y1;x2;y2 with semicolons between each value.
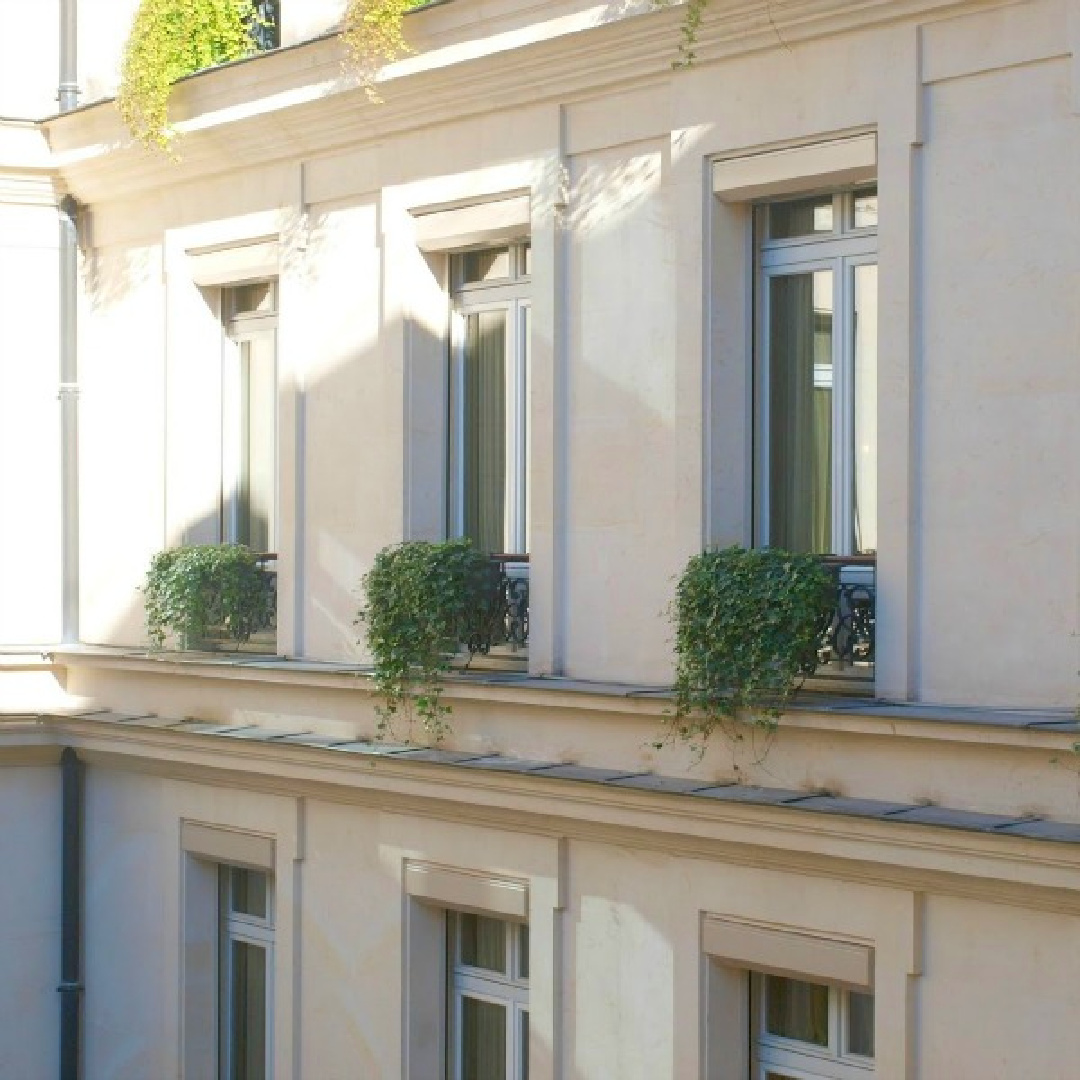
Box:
58;748;83;1080
58;0;79;645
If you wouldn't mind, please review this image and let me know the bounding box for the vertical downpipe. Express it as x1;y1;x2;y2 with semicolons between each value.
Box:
58;2;82;1075
58;748;83;1080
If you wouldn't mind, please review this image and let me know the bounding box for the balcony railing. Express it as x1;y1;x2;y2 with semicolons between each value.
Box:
816;555;875;683
463;554;529;669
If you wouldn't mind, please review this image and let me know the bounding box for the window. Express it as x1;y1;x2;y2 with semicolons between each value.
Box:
753;974;874;1080
755;189;878;556
222;281;277;553
447;912;529;1080
219;866;274;1080
448;243;530;556
248;0;281;51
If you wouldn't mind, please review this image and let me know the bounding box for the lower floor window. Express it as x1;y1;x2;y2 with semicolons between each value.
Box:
753;974;874;1079
220;866;274;1080
448;911;529;1080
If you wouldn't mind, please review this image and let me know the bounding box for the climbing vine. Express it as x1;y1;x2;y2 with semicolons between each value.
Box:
655;0;710;67
341;0;430;98
118;0;269;153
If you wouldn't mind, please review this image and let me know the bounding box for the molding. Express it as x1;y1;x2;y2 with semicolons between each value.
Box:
42;0;1003;205
181;819;276;870
18;718;1080;917
404;859;529;918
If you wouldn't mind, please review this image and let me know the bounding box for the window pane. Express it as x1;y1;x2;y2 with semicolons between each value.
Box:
520;1011;529;1080
463;311;508;554
461;996;507;1080
521;243;532;276
248;0;281;50
516;924;529;980
769;195;834;240
230;868;268;919
461;248;511;284
764;975;829;1047
459;913;507;973
230;941;267;1080
239;334;276;552
847;991;875;1058
229;282;277;316
853;263;878;554
853;188;878;229
768;270;833;553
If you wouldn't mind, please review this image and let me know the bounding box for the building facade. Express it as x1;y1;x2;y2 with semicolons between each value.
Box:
1;0;1080;1076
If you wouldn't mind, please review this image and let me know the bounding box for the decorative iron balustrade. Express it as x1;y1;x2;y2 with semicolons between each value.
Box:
465;554;530;659
818;555;875;670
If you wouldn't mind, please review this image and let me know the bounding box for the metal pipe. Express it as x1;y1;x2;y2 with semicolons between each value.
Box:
58;748;83;1080
58;0;80;644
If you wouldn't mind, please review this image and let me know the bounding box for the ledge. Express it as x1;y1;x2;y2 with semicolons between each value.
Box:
45;644;1080;750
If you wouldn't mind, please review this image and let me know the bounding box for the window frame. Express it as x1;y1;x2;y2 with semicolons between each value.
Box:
218;865;275;1080
753;188;878;557
446;911;530;1080
447;242;531;556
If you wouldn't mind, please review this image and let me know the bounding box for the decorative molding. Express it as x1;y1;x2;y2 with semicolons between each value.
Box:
181;819;276;869
404;859;529;918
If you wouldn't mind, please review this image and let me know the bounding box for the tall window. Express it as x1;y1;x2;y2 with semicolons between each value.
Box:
219;866;274;1080
222;282;277;553
248;0;281;51
756;190;878;556
447;912;530;1080
752;974;875;1079
449;244;531;555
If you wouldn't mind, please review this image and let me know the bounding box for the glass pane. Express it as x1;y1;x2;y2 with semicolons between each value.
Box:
847;991;875;1058
461;996;507;1080
230;868;268;919
517;924;529;980
459;913;507;973
853;263;878;554
764;975;829;1047
240;334;276;552
248;0;281;51
229;282;277;316
463;310;508;554
520;1011;529;1080
230;940;267;1080
521;243;532;276
768;270;833;553
461;248;511;284
853;188;878;229
769;195;834;240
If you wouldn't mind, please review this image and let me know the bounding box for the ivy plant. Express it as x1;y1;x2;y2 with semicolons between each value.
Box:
359;539;493;742
341;0;431;98
665;546;835;751
655;0;710;67
118;0;268;153
143;544;275;651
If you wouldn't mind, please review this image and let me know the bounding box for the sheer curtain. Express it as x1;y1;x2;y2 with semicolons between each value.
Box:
769;272;832;553
463;311;507;554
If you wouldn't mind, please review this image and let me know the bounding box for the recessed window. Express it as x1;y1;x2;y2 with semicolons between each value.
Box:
448;912;529;1080
756;189;878;556
449;243;530;556
222;281;277;553
753;974;874;1079
219;866;274;1080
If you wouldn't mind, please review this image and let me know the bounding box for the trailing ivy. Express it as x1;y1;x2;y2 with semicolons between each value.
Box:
341;0;431;99
143;544;274;650
665;546;834;751
118;0;267;153
655;0;710;67
359;539;493;742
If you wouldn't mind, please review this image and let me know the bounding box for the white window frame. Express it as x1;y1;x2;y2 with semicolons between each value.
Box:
446;911;530;1080
751;974;874;1080
448;243;531;555
221;282;278;553
218;866;275;1080
754;189;877;556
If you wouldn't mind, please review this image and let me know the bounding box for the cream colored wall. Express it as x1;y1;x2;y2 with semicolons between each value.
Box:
0;0;59;119
0;764;59;1080
50;0;1080;701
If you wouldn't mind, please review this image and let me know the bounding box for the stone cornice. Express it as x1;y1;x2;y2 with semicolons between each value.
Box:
41;0;1003;205
8;715;1080;915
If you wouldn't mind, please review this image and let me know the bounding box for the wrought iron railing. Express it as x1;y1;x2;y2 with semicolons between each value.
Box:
464;554;529;662
817;555;875;674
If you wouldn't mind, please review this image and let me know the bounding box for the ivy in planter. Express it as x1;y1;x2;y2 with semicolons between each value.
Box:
359;538;493;742
665;545;834;752
144;544;274;651
341;0;432;99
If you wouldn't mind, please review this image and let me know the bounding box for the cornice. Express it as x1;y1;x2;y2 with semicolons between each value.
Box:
11;716;1080;915
42;0;999;205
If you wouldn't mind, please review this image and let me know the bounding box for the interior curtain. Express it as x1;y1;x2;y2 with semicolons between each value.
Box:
769;272;832;554
461;996;507;1079
463;311;507;554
